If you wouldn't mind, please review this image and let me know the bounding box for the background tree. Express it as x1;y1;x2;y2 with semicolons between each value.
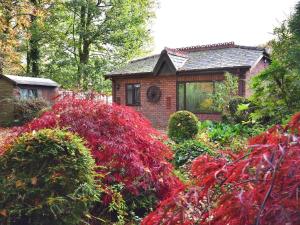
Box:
0;0;33;74
0;0;50;75
39;0;155;92
26;0;52;76
250;2;300;124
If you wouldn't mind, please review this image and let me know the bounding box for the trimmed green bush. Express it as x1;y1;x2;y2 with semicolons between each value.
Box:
168;111;199;143
0;129;99;225
173;140;213;167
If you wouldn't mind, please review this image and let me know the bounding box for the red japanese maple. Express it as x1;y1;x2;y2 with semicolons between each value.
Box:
1;98;181;200
142;113;300;225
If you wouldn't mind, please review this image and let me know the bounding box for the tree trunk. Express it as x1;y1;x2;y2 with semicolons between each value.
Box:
77;3;91;88
26;0;40;77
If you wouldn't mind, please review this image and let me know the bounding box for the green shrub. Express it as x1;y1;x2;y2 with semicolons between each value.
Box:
228;97;255;123
0;129;99;225
197;120;265;151
168;111;199;143
13;98;49;125
212;72;239;115
173;140;213;167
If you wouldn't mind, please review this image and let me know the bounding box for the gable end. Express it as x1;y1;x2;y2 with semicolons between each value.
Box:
153;50;176;75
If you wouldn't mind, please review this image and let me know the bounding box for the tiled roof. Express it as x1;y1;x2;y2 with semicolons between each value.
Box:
107;42;266;76
111;54;160;75
166;48;188;70
179;47;263;71
4;75;59;87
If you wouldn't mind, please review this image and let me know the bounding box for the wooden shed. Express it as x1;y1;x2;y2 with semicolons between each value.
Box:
0;75;59;125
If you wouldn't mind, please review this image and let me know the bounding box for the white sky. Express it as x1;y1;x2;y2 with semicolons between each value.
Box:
151;0;299;53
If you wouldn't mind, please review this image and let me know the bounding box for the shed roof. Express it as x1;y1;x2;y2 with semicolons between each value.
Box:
3;75;59;87
106;42;268;77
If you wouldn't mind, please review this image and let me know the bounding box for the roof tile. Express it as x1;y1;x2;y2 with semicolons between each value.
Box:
107;43;266;76
4;75;59;87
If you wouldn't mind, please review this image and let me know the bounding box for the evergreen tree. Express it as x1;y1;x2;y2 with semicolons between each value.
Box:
250;2;300;124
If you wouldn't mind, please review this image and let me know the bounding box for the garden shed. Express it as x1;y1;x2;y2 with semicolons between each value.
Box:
0;75;59;125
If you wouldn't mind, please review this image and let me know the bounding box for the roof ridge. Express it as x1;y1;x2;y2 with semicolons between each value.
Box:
3;74;58;87
164;47;188;58
176;42;236;52
234;45;265;51
6;74;53;80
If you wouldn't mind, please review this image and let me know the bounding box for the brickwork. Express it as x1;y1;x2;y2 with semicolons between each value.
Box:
112;58;267;128
113;72;226;128
245;58;269;97
114;75;176;128
109;43;269;128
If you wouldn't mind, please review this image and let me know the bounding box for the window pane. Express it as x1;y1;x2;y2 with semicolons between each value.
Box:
134;84;140;105
186;82;214;112
126;85;133;105
19;89;29;100
28;89;38;99
178;83;185;110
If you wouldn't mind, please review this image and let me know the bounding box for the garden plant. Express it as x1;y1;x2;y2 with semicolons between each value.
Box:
0;129;99;225
168;110;199;143
1;98;182;223
142;112;300;225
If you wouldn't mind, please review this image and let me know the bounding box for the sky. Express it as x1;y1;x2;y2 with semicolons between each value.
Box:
151;0;299;53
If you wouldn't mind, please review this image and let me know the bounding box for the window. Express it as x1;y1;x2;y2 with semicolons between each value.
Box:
126;84;141;106
19;88;38;100
178;81;221;113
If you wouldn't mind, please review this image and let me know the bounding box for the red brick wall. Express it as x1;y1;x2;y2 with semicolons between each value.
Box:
113;73;225;128
114;75;177;128
245;58;269;97
111;58;268;128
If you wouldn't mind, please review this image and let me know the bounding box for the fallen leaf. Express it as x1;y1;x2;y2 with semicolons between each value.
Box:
15;180;25;188
0;209;7;217
31;177;38;185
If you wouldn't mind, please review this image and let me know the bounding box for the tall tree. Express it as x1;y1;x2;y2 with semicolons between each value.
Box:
0;0;50;75
40;0;155;92
0;0;33;74
250;2;300;124
25;0;53;77
26;0;41;76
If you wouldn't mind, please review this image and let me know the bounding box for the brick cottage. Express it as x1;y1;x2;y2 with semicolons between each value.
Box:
105;42;269;128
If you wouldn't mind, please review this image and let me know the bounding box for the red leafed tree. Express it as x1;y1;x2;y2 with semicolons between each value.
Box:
142;113;300;225
1;98;181;207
